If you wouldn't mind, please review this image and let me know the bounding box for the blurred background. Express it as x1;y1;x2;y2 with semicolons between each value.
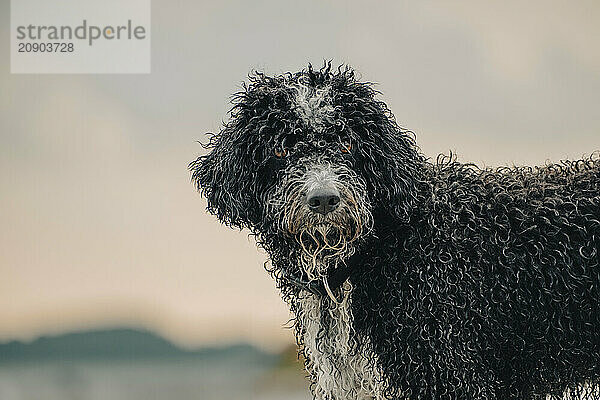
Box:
1;1;599;399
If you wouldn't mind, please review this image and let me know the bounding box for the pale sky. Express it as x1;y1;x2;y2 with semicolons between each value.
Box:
1;0;599;351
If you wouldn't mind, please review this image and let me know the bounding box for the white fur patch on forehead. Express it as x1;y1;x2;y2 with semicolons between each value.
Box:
289;81;335;131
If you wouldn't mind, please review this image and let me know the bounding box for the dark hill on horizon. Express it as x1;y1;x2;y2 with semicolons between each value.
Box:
0;328;277;363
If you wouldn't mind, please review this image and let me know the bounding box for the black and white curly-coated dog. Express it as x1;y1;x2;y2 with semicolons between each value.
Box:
190;64;600;400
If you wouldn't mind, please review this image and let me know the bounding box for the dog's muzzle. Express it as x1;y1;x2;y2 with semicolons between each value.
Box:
269;160;373;299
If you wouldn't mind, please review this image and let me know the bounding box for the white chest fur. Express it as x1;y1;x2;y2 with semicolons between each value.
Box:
297;282;384;400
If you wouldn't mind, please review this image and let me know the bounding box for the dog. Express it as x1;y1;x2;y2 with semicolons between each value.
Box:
190;63;600;399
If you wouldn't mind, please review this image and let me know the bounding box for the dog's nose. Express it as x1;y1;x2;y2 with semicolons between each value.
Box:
307;188;340;215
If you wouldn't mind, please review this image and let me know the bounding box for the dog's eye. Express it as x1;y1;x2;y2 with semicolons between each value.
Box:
274;147;288;158
340;141;352;154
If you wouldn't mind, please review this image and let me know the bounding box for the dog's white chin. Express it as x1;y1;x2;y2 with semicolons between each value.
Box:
293;223;360;281
313;222;336;234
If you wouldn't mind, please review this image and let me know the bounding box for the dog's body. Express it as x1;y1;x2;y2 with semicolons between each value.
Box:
191;64;600;399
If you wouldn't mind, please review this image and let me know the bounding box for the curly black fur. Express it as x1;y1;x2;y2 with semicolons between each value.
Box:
190;63;600;400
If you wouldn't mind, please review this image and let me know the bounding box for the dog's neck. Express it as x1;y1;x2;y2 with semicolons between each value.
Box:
258;217;405;298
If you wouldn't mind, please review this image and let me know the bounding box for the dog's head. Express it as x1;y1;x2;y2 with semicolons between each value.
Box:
191;64;422;276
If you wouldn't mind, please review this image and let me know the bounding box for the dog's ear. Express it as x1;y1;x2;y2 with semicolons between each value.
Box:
189;122;263;230
348;91;424;224
370;126;422;224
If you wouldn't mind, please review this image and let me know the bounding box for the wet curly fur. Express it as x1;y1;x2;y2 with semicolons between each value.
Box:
190;63;600;399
